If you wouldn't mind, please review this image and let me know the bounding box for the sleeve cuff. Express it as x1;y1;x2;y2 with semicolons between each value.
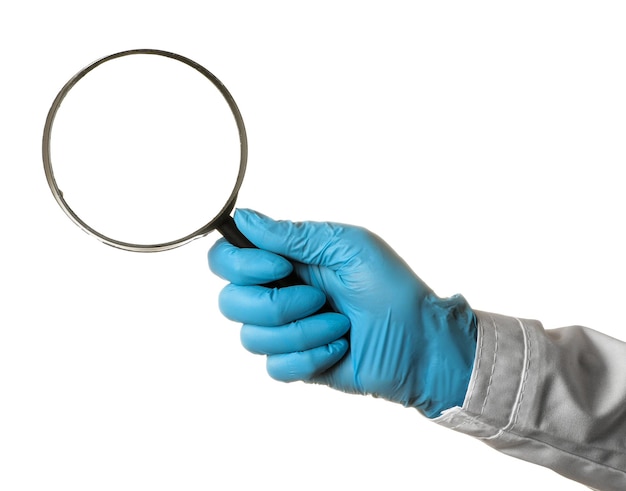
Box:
432;310;533;437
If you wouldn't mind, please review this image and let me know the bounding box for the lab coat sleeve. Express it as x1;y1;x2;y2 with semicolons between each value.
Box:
434;310;626;491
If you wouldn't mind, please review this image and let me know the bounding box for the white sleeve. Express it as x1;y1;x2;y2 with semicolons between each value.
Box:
434;310;626;491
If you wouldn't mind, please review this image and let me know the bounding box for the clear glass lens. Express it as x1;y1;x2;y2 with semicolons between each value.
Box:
49;53;242;246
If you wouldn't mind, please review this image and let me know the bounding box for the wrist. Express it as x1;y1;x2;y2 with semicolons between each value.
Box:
417;294;478;418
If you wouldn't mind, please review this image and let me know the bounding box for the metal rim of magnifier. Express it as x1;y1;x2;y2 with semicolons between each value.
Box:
42;48;248;253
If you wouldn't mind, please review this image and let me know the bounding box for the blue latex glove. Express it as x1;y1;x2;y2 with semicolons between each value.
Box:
209;209;477;418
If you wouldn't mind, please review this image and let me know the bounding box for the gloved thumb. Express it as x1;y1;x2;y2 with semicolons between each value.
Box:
233;209;359;269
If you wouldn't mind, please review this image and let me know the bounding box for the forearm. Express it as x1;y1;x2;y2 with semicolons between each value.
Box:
435;310;626;490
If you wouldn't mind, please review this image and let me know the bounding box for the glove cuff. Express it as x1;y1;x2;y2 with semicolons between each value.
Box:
417;294;478;418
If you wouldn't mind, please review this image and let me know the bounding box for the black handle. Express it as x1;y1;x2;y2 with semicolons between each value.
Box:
216;213;257;248
216;214;301;289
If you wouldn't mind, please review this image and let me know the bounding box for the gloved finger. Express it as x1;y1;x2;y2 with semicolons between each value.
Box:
233;208;366;270
218;283;326;326
266;338;349;382
234;208;433;299
240;312;350;355
208;238;293;285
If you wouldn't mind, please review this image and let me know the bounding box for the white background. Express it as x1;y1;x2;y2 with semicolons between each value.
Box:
2;1;625;489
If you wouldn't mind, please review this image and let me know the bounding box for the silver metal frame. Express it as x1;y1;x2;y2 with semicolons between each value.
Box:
42;49;248;252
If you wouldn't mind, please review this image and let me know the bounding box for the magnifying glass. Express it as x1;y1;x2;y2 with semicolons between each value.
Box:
42;49;257;253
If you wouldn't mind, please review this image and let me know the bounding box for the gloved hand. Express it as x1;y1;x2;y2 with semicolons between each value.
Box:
209;209;477;418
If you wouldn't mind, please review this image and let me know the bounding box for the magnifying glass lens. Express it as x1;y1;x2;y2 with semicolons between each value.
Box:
49;53;242;246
